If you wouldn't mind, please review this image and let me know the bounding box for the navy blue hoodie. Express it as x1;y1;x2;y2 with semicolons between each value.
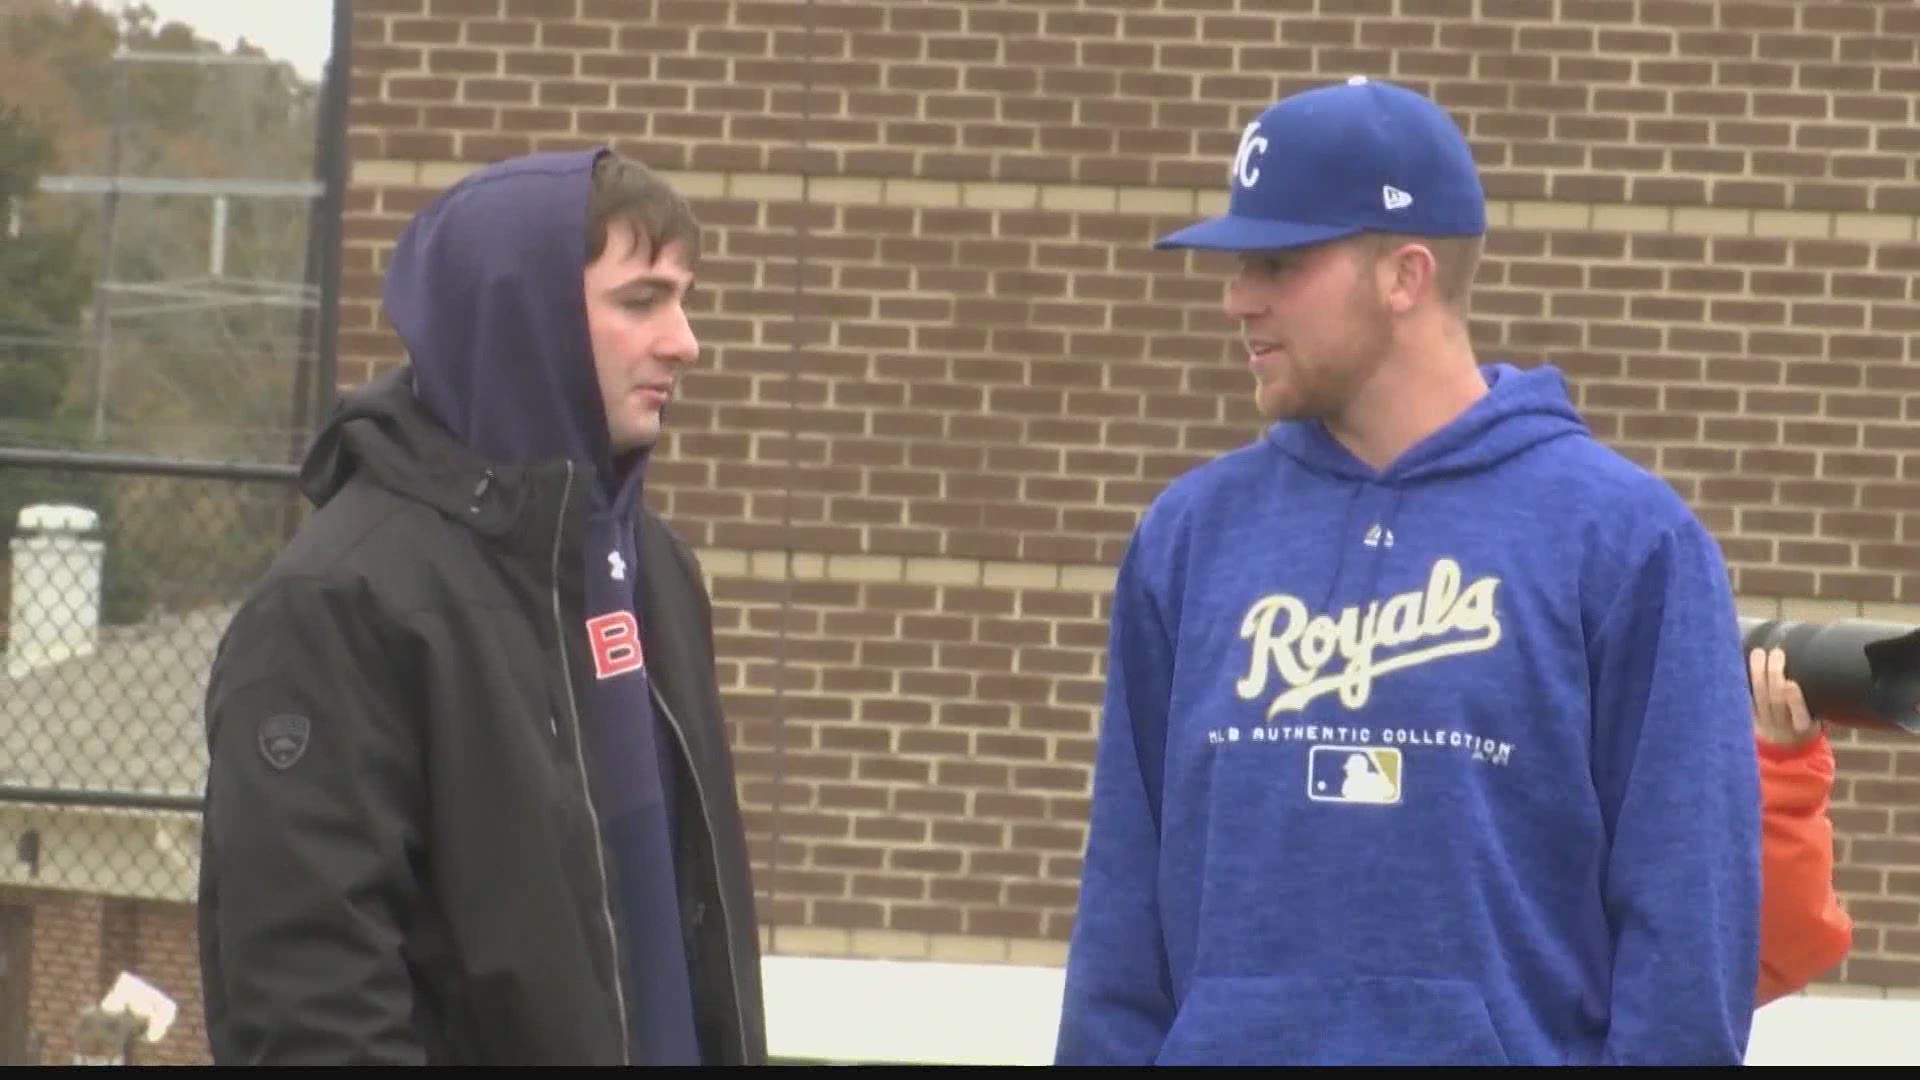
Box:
380;147;701;1064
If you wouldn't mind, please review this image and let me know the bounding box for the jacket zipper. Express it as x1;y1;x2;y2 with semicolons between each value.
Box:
650;682;751;1064
548;461;633;1065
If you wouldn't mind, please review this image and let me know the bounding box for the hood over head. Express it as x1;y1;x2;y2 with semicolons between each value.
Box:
379;145;641;511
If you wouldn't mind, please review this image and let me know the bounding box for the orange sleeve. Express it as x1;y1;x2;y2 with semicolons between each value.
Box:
1755;729;1854;1006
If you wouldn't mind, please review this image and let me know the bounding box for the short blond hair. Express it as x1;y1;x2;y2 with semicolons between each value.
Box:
1366;232;1484;312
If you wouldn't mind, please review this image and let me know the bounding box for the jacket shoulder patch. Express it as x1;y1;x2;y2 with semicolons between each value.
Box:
258;713;311;770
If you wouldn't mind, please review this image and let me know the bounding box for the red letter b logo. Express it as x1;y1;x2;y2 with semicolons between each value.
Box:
585;612;644;679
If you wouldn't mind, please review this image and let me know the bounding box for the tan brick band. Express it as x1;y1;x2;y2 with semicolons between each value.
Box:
758;924;1069;967
697;542;1920;625
352;158;1920;243
697;546;1118;595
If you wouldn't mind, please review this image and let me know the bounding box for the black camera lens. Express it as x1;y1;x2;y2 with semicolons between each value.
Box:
1739;618;1920;737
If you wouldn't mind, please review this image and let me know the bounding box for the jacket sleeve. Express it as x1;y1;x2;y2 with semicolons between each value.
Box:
1587;520;1761;1065
199;576;429;1064
1054;531;1176;1065
1755;731;1854;1006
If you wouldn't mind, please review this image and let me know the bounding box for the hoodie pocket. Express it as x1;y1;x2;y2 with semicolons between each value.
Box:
1155;973;1511;1066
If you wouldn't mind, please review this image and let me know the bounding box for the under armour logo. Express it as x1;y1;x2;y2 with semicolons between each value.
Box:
1364;524;1395;549
1382;185;1412;211
608;551;627;580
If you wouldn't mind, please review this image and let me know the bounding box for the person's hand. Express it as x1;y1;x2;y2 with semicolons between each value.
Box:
1749;646;1819;747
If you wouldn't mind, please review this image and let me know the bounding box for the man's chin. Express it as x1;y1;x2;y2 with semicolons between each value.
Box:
609;422;662;457
1255;387;1305;423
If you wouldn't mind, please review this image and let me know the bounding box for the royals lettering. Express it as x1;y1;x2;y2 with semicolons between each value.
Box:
1235;557;1502;715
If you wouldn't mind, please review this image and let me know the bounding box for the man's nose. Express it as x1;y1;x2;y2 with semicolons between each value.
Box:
1222;271;1266;322
659;303;700;366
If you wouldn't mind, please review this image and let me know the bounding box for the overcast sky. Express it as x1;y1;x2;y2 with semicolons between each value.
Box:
127;0;334;81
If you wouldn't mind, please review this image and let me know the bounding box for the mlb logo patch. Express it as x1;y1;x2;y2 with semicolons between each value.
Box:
1308;745;1402;805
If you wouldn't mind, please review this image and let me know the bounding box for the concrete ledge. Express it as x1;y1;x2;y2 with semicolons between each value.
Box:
1746;992;1920;1065
758;951;1920;1064
762;954;1064;1065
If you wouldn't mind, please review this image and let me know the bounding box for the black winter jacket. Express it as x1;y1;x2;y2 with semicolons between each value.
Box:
196;370;767;1065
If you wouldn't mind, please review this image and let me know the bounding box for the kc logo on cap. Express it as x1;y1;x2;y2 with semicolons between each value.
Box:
1233;120;1268;190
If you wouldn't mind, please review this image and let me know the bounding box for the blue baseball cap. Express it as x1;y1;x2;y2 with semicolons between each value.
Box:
1155;77;1487;252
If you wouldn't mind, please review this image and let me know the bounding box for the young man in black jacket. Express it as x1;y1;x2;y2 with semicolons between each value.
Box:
196;148;767;1066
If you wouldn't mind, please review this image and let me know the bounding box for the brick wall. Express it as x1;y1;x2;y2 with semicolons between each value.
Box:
0;888;206;1065
120;900;209;1066
16;887;99;1064
337;0;1920;987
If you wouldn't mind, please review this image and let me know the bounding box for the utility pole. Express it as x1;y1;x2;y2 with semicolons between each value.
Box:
88;49;128;444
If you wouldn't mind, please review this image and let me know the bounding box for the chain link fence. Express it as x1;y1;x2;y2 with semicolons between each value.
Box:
1;448;298;1063
2;448;297;889
2;0;350;1058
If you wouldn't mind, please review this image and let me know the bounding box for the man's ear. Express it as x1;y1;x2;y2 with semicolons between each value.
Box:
1378;240;1437;316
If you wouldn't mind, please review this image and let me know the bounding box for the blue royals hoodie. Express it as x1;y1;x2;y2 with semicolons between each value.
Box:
1055;363;1761;1066
380;148;700;1064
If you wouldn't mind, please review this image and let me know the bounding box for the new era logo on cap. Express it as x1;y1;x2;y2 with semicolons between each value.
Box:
1156;77;1487;252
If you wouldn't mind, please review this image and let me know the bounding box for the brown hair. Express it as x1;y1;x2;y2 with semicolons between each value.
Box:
584;151;702;270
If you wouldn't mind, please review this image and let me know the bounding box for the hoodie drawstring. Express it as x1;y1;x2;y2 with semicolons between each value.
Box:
1318;483;1409;617
1318;484;1368;614
1361;485;1408;601
469;468;495;515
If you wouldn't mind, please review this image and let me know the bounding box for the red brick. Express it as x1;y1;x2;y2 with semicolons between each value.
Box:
292;0;1920;993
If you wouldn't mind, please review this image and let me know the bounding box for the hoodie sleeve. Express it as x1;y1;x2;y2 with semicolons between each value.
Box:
1054;529;1177;1065
200;577;429;1065
1756;731;1854;1006
1586;518;1761;1065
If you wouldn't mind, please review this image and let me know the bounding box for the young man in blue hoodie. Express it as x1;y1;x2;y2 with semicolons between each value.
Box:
1055;78;1762;1066
196;149;766;1065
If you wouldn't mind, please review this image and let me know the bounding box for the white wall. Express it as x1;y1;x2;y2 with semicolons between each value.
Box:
761;955;1920;1066
1745;994;1920;1067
